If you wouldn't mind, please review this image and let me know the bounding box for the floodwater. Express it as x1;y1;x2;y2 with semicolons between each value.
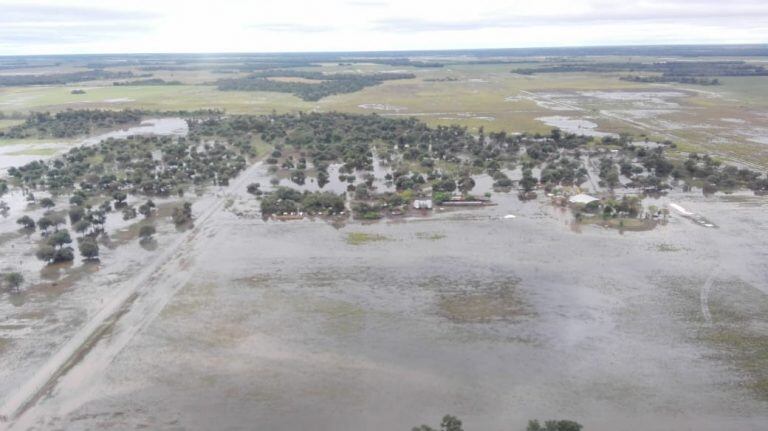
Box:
535;116;617;138
358;103;408;112
2;130;768;430
0;118;188;172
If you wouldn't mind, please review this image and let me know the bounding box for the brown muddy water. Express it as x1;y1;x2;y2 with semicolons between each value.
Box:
2;144;768;430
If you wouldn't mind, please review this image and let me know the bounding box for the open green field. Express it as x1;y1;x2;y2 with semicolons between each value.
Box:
0;119;24;130
0;85;316;114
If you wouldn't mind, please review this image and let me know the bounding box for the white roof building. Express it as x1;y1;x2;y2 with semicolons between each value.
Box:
568;194;599;205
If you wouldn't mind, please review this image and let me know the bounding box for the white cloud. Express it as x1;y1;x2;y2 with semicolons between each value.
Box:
0;0;765;54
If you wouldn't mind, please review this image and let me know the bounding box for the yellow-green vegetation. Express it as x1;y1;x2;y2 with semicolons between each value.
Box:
702;279;768;399
0;85;316;114
0;119;24;130
581;216;657;231
655;243;685;252
250;136;273;160
0;137;75;147
707;328;768;398
297;296;366;336
416;232;445;241
437;286;529;324
345;232;389;245
661;275;768;400
5;147;59;156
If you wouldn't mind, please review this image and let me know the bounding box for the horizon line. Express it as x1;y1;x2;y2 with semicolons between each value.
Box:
1;41;767;59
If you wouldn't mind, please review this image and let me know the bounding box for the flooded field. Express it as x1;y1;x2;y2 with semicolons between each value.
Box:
535;116;617;138
518;87;768;168
1;147;768;430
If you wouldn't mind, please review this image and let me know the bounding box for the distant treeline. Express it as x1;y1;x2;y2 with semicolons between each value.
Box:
212;61;318;73
424;77;459;82
340;58;444;68
216;71;416;101
137;65;209;72
113;78;182;86
0;70;136;87
463;59;542;65
0;61;61;71
512;61;768;77
620;75;721;86
4;45;768;71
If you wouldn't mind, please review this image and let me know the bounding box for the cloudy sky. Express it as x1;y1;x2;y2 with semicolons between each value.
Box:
1;0;766;55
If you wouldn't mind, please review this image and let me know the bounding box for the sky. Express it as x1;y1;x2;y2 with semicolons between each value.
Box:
0;0;767;55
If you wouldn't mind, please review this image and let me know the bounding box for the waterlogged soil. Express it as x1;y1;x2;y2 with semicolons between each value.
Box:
2;162;768;430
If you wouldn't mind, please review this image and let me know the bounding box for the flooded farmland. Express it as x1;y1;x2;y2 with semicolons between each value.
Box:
0;118;188;173
2;143;768;431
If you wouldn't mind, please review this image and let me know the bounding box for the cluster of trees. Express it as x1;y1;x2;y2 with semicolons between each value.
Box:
680;153;767;194
1;109;144;139
190;112;477;182
599;142;768;194
598;158;621;189
8;134;246;194
35;229;76;264
412;415;464;431
190;112;768;204
411;415;582;431
0;70;135;86
620;75;721;86
17;191;176;266
2;109;222;140
527;420;583;431
576;195;644;220
540;156;588;189
342;58;444;68
18;193;115;263
260;187;345;215
216;71;416;101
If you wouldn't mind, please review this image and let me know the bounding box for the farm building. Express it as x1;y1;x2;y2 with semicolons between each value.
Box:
413;199;433;209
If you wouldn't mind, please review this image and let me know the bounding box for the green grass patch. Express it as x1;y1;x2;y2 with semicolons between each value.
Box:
580;216;656;231
345;232;389;245
416;232;445;241
664;275;768;401
0;119;24;130
5;147;59;156
655;243;685;252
